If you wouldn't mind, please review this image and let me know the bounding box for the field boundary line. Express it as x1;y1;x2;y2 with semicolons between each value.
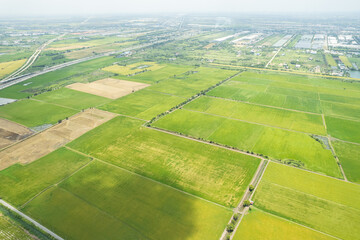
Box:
207;95;322;116
330;137;360;146
183;108;326;136
0;200;64;240
64;146;233;211
20;157;95;209
252;207;342;240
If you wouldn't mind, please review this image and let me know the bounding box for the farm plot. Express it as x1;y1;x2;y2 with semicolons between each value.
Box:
34;88;111;110
99;89;186;120
0;147;90;207
0;108;116;170
153;109;341;177
24;161;232;240
325;116;360;143
321;101;360;120
147;67;237;98
0;99;77;128
66;78;149;99
332;141;360;183
102;61;164;76
0;59;26;79
0;215;32;240
253;162;360;240
184;96;326;135
68;116;260;207
0;118;33;149
208;81;323;114
233;208;335;240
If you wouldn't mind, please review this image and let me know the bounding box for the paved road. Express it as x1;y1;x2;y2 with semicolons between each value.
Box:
0;199;64;240
0;36;178;90
2;34;66;82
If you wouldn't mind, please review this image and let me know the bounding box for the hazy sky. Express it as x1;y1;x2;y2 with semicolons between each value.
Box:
1;0;360;16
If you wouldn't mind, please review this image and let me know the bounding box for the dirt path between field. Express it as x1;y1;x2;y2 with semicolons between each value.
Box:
0;200;64;240
219;160;268;240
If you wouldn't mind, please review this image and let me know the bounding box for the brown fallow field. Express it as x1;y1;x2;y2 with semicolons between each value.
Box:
0;109;116;170
0;118;34;150
66;78;149;99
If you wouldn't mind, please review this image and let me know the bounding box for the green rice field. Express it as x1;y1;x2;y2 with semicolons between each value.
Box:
332;140;360;183
33;88;111;110
153;109;341;177
67;116;260;207
99;89;186;120
0;99;78;127
253;162;360;240
233;208;335;240
0;147;90;207
23;160;232;240
184;96;326;135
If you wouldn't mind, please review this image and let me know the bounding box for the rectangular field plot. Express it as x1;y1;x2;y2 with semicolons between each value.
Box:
321;101;360;120
207;82;323;114
99;89;186;120
147;67;237;98
325;116;360;143
0;147;90;207
253;162;360;240
0;118;33;149
333;141;360;183
68;116;260;207
34;88;111;110
184;96;326;135
0;99;78;128
24;161;232;240
66;78;149;99
0;109;116;170
233;208;335;240
102;61;164;76
153;109;341;177
0;215;33;240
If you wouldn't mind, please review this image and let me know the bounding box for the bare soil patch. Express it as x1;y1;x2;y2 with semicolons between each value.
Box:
66;78;149;99
0;119;33;149
0;109;116;170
